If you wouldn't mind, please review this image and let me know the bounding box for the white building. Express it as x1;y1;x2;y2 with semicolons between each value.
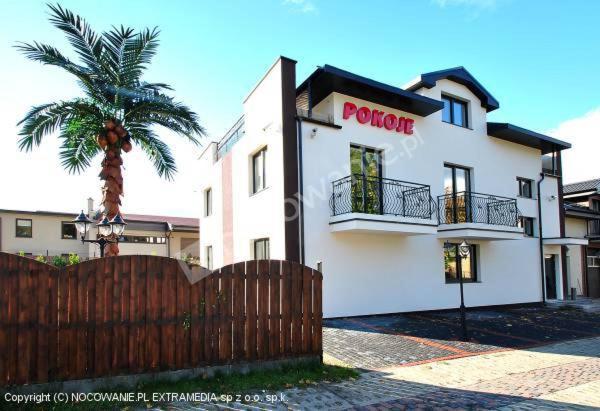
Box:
199;57;577;318
0;199;199;260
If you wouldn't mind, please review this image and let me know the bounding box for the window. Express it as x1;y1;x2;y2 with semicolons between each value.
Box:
444;242;477;283
350;144;383;214
118;235;166;244
517;178;533;198
443;164;471;223
61;222;77;239
519;217;535;237
16;218;32;238
204;188;212;217
252;147;267;194
205;246;213;270
253;238;270;260
588;256;600;268
442;95;468;127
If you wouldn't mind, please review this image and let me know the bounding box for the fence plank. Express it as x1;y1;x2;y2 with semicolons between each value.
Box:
281;261;292;355
312;270;323;355
76;264;87;379
291;262;303;354
302;266;313;354
0;254;8;385
219;264;233;362
257;260;269;360
85;261;96;378
203;272;215;363
245;261;257;361
232;262;245;361
269;260;281;358
93;258;105;377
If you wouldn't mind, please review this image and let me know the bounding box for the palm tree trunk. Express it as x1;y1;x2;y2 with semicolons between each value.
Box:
100;148;124;257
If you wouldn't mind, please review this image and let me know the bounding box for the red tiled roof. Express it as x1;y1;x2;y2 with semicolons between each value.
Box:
122;213;199;227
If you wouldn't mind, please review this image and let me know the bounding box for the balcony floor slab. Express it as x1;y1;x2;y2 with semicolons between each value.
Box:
437;223;524;241
329;213;438;235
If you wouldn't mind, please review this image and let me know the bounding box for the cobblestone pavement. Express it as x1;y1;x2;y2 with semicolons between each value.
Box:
324;306;600;369
156;307;600;410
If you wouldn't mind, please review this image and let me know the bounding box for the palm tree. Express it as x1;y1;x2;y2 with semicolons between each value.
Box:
16;4;204;256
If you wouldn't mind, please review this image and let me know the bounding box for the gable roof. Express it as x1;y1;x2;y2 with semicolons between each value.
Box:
563;178;600;195
297;64;444;117
405;66;500;112
487;122;571;154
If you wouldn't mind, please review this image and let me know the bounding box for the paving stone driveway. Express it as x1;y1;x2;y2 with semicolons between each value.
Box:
324;306;600;370
157;306;600;410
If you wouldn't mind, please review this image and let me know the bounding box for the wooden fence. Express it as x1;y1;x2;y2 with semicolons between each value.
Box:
0;253;322;386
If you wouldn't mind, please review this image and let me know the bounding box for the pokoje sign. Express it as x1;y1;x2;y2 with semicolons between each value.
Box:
342;102;415;135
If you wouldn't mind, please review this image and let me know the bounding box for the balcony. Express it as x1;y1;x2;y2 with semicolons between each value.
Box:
329;174;437;235
437;192;524;240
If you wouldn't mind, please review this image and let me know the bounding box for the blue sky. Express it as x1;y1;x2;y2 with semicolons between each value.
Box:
1;0;599;216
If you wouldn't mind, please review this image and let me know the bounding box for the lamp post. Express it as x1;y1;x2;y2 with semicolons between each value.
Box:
72;211;127;257
445;240;470;342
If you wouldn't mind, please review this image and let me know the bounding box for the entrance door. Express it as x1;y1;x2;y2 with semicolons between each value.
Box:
350;145;382;214
545;255;557;299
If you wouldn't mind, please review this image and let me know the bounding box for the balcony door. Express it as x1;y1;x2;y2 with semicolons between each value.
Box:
443;165;471;223
350;145;382;214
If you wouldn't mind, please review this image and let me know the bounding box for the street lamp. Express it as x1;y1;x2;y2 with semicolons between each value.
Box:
72;210;127;257
445;239;470;342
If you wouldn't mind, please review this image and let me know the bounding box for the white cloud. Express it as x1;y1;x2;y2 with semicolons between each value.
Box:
283;0;317;14
547;107;600;184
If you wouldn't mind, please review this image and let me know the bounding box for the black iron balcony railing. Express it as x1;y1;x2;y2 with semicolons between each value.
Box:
438;191;520;226
330;174;436;219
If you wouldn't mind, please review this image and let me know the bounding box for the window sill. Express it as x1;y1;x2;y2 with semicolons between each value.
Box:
250;186;270;197
517;195;536;200
442;120;471;130
445;280;480;284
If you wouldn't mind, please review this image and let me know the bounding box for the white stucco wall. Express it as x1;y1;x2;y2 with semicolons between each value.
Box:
0;212;89;257
199;142;224;268
301;83;545;317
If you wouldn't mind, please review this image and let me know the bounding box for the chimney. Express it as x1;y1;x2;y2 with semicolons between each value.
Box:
87;197;94;217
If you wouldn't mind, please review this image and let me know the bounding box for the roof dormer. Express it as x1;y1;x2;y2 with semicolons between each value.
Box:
405;67;500;112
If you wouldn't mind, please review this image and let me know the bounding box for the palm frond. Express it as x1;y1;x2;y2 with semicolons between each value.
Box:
15;41;109;103
58;118;102;174
127;124;177;180
102;25;136;85
126;99;205;144
17;100;103;151
47;3;103;73
121;27;160;87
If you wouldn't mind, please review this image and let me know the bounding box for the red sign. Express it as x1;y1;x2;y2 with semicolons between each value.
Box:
342;102;414;135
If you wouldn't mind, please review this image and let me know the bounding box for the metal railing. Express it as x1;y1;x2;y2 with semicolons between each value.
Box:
438;191;520;226
330;174;435;219
216;116;245;159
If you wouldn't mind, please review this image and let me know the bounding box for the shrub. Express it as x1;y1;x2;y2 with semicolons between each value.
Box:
68;253;80;265
35;255;46;263
52;255;67;267
17;251;25;257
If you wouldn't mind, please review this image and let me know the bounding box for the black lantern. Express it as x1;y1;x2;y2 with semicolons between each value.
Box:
445;239;470;342
72;210;127;257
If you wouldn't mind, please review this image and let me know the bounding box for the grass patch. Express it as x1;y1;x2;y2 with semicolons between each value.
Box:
5;361;358;411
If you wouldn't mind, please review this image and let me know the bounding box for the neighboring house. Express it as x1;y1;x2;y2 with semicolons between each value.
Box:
199;57;573;317
563;179;600;298
0;198;199;259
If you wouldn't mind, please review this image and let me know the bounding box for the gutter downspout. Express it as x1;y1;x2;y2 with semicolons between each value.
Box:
297;117;305;265
537;173;546;305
